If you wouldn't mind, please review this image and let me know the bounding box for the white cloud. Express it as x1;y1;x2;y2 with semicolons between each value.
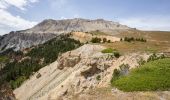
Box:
0;0;39;10
0;0;39;35
0;9;37;34
118;16;170;31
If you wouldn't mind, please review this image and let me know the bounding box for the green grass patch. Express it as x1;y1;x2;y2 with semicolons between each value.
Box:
101;48;120;58
111;58;170;91
101;48;114;53
0;56;9;63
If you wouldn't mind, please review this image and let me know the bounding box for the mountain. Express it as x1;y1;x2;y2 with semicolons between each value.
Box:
0;18;130;51
22;18;129;34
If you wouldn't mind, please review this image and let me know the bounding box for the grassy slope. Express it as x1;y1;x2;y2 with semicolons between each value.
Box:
107;30;170;53
111;58;170;91
102;30;170;54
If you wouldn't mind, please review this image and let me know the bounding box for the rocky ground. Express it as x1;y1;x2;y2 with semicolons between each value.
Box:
13;44;170;100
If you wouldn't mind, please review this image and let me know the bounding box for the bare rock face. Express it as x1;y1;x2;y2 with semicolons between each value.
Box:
22;18;130;34
0;31;56;51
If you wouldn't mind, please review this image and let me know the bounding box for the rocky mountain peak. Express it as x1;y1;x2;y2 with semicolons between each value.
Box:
21;18;130;34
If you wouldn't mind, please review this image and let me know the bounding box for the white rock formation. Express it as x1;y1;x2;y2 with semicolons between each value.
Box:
14;44;151;100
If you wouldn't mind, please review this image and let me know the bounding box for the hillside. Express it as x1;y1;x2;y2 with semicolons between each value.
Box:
0;34;82;99
0;18;170;100
14;44;170;100
0;18;130;51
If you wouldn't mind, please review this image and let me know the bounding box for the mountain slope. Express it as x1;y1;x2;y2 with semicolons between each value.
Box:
14;44;168;100
0;32;56;51
0;18;130;51
22;18;130;34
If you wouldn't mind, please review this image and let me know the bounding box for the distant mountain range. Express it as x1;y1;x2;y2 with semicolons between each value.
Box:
0;18;130;51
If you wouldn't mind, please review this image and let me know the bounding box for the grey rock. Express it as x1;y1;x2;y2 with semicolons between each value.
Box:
0;31;56;51
22;18;130;34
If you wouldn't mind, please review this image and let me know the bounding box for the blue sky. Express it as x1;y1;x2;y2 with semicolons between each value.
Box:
0;0;170;35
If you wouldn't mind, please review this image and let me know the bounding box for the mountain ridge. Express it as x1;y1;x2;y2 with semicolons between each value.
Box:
21;18;130;34
0;18;130;51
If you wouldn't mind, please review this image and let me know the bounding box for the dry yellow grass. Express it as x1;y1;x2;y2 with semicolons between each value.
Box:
102;41;170;54
115;30;170;42
102;30;170;54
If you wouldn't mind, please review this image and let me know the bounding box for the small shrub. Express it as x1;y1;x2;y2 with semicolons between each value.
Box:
111;69;121;84
101;48;114;53
107;40;111;43
113;51;120;58
138;58;146;66
113;69;121;77
124;37;147;42
103;38;107;43
147;53;165;62
96;75;101;81
91;37;102;43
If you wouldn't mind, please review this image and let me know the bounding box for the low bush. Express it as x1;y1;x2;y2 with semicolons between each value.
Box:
123;37;147;42
96;75;101;81
113;51;121;58
91;37;101;43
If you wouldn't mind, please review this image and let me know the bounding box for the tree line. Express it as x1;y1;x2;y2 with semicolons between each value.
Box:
0;34;82;89
121;37;147;42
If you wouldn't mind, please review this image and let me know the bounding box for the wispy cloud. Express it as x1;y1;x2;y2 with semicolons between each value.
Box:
0;0;39;10
0;0;39;35
118;16;170;31
0;9;37;31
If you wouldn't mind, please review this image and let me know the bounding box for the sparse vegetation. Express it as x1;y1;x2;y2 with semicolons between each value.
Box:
0;56;9;63
103;38;107;43
91;37;102;43
101;48;114;53
138;58;146;66
107;40;111;43
111;58;170;91
111;64;130;83
96;75;101;81
111;69;121;82
91;37;111;43
123;37;147;42
147;53;165;62
90;30;108;35
101;48;120;58
113;51;120;58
